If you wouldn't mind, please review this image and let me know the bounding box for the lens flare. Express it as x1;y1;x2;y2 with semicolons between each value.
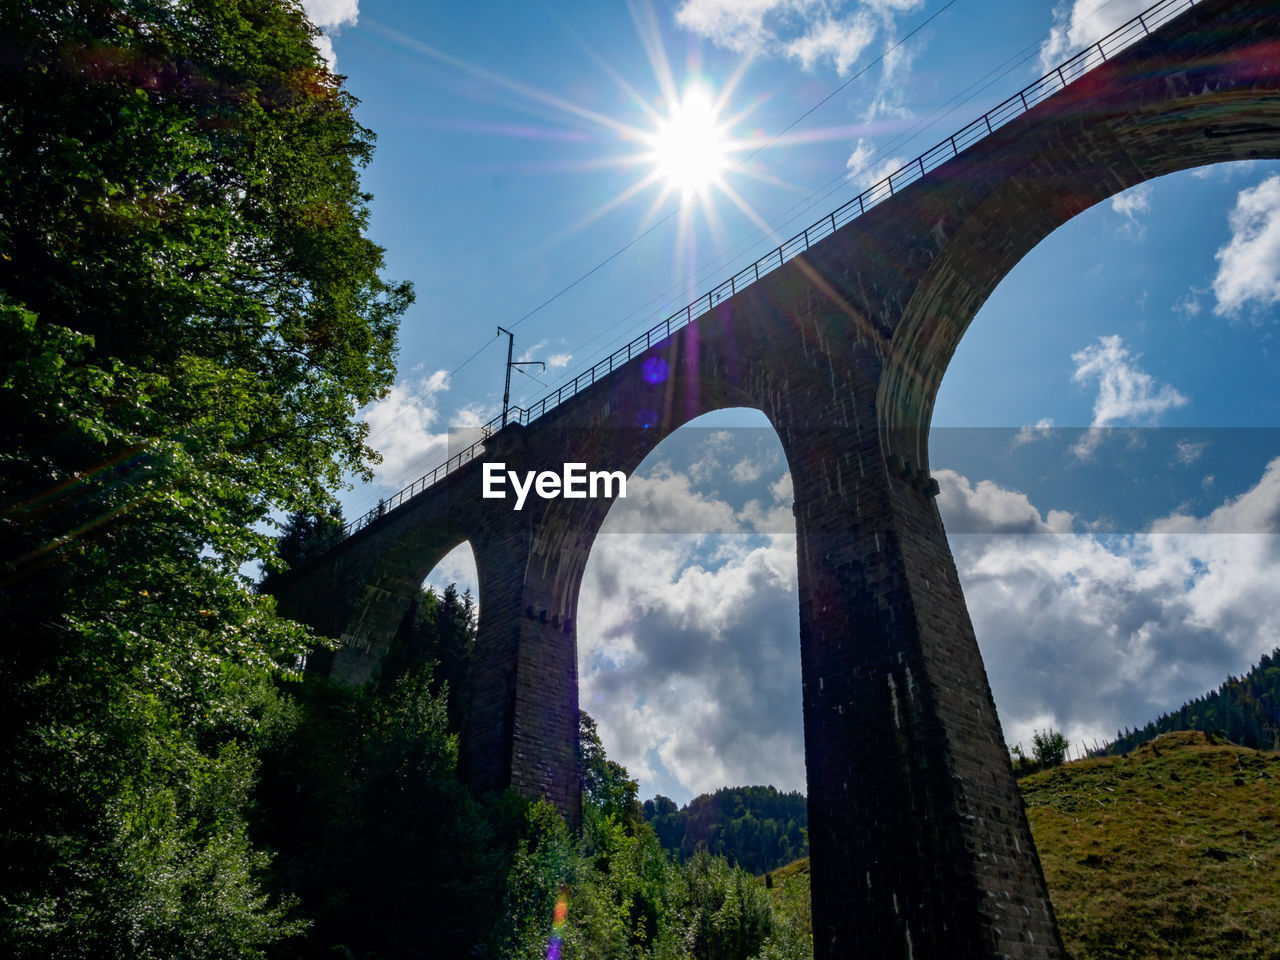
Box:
545;887;569;960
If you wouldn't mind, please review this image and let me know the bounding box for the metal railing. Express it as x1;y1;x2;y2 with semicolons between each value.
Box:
343;0;1199;538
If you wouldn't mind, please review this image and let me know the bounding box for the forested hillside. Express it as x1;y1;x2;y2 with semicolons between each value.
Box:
1108;647;1280;754
644;786;809;875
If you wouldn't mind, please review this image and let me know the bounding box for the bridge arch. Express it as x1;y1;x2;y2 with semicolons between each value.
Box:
884;83;1280;464
575;407;804;802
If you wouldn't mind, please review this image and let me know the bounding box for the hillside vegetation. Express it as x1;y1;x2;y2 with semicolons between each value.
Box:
1026;731;1280;959
644;786;808;875
1107;648;1280;755
762;732;1280;960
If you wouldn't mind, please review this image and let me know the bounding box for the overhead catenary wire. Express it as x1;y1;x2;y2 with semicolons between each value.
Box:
352;0;1138;517
512;7;1113;409
356;0;965;496
345;1;969;520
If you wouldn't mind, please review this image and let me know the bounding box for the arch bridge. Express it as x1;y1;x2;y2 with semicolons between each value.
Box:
271;1;1280;955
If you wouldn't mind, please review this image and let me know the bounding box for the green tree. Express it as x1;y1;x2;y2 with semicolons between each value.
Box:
380;583;476;729
580;710;643;829
274;505;345;570
0;2;410;956
1032;728;1069;768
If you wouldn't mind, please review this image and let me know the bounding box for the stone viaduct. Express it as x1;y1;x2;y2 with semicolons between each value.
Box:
271;1;1280;956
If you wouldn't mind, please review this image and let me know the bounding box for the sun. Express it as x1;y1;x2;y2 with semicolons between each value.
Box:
645;84;733;199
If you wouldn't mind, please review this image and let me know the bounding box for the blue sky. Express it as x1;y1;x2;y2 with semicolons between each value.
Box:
302;0;1280;804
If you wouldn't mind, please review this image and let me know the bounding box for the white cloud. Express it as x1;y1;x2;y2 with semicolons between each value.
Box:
301;0;359;67
597;466;744;535
1150;456;1280;534
545;352;572;369
578;435;1280;805
361;370;451;486
1111;182;1152;229
518;340;572;371
675;0;922;76
951;459;1280;753
1039;0;1153;73
579;530;804;800
1213;174;1280;317
846;138;907;190
730;457;765;484
1174;439;1207;466
785;13;877;75
936;469;1073;534
1070;335;1188;458
1011;417;1055;450
422;541;480;606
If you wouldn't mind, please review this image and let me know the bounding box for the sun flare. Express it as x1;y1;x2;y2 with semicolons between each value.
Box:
646;84;732;198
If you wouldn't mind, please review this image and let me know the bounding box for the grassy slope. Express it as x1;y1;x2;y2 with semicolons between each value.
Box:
1024;731;1280;959
761;732;1280;960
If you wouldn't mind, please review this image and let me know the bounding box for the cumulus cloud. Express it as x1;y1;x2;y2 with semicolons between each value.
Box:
1070;335;1188;458
1151;456;1280;534
730;457;765;484
675;0;923;76
936;469;1073;534
579;530;804;800
1039;0;1153;73
360;369;476;487
576;417;1280;805
422;541;480;605
1213;174;1280;318
949;458;1280;753
302;0;359;67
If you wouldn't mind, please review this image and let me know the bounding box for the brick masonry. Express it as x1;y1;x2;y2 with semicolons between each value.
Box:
270;1;1280;956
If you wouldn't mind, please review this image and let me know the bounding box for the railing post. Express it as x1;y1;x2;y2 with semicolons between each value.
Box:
857;194;865;214
829;212;837;233
918;156;926;177
1056;65;1067;88
1138;12;1148;33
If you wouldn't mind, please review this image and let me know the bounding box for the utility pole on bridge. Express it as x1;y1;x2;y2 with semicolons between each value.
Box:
497;326;545;429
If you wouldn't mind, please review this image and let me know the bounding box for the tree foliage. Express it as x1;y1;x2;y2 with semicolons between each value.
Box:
643;786;809;876
1107;647;1280;755
1032;728;1069;769
0;1;410;955
581;710;643;829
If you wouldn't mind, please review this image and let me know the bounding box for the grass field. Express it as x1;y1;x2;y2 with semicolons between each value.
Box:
761;731;1280;959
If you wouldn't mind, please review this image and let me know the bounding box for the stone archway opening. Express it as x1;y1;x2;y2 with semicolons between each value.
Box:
927;159;1280;762
576;406;808;862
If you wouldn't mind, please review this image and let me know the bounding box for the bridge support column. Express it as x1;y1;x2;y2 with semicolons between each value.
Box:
789;427;1063;960
461;512;595;828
